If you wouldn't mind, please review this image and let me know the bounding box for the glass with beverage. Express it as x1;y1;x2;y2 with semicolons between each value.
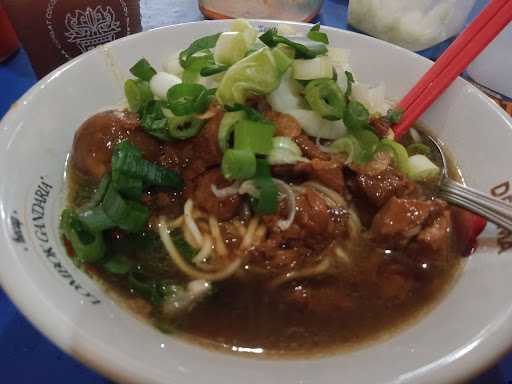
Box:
198;0;324;22
0;4;18;62
2;0;142;78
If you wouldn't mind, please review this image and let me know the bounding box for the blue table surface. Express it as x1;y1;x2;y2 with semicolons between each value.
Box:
1;0;510;383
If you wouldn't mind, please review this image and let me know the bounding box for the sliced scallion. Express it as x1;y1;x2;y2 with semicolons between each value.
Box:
221;149;257;180
376;138;410;173
167;83;209;116
200;64;229;77
167;115;204;140
124;79;153;112
103;255;132;275
78;206;115;232
307;23;329;44
130;58;157;82
329;135;361;163
82;174;111;210
234;119;275;155
218;111;246;151
179;33;221;68
250;159;278;214
304;79;346;120
112;141;184;190
102;184;150;233
343;100;370;132
259;28;327;59
61;209;105;263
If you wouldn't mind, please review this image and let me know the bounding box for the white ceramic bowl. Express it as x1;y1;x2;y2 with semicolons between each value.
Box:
1;20;512;384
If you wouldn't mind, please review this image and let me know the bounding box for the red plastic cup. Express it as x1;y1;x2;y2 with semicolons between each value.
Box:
0;4;19;62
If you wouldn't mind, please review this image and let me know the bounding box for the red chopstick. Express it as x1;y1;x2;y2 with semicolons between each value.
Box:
394;0;512;138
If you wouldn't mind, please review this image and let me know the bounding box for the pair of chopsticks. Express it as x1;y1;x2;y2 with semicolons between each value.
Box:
394;0;512;138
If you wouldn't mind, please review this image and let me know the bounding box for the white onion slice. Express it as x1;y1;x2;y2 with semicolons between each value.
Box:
211;182;241;198
149;72;181;100
238;180;259;198
286;109;347;140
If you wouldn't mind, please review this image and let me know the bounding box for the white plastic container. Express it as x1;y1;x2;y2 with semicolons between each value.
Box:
348;0;477;51
467;23;512;100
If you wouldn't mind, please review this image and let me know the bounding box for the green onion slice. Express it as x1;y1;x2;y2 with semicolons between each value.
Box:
112;141;184;190
103;255;132;275
307;23;329;44
233;119;275;155
112;172;144;200
343;100;370;132
82;174;111;210
376;138;410;173
130;58;157;82
167;83;209;116
305;79;346;121
61;209;105;263
329;135;361;163
182;52;213;84
259;28;327;59
139;100;172;141
218;111;246;151
78;206;115;232
124;79;153;113
179;33;221;68
352;129;380;163
200;64;229;77
250;159;278;214
221;149;257;180
167;116;204;140
102;184;150;233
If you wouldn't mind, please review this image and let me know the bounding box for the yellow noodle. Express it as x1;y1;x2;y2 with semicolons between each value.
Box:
183;222;200;249
159;217;243;281
240;217;259;250
184;199;203;247
233;220;247;237
269;257;331;288
335;247;351;265
348;208;363;237
209;215;228;257
302;181;346;207
253;225;267;245
167;215;184;230
192;234;213;265
291;185;305;194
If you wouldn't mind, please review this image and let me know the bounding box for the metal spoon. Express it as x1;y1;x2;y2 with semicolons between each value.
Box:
422;134;512;232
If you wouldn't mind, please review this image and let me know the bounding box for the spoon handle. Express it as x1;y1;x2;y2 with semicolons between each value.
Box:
439;178;512;232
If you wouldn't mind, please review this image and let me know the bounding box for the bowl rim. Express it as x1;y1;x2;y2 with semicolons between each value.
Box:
1;19;512;384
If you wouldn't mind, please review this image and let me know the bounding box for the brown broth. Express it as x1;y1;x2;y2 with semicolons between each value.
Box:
168;244;461;356
65;129;463;357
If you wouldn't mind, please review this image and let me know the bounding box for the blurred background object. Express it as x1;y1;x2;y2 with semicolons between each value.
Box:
348;0;477;51
2;0;142;78
0;4;18;62
467;23;512;100
198;0;324;21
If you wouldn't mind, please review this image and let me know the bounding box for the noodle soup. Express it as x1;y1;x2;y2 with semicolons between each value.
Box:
60;20;474;356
